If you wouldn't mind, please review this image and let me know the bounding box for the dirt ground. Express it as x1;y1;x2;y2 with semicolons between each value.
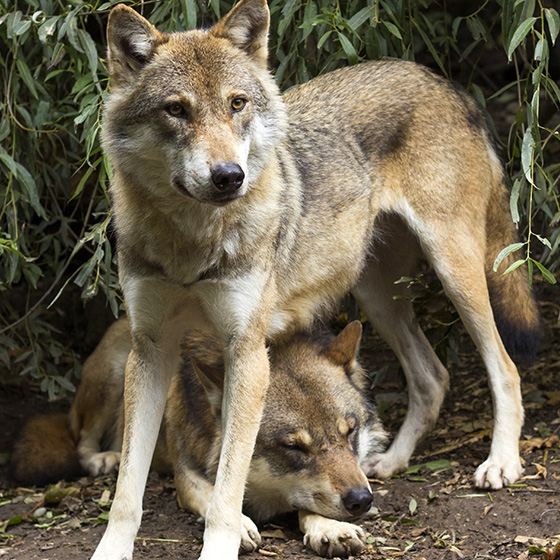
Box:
0;282;559;560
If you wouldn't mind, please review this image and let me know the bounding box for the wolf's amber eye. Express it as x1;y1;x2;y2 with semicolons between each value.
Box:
166;103;187;118
231;98;246;112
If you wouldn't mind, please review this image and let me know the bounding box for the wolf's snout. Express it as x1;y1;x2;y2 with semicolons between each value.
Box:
342;487;373;516
211;163;245;193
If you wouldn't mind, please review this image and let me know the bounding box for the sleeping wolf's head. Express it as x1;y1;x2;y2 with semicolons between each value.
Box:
102;0;285;205
247;321;387;522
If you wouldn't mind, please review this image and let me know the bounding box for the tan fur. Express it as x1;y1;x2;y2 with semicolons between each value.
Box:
94;1;541;559
10;318;385;558
10;414;81;486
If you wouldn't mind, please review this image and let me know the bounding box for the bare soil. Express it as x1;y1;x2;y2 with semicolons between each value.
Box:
1;284;559;560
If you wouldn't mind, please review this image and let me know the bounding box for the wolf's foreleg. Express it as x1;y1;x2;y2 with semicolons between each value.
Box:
198;338;270;559
193;272;274;560
91;282;199;560
91;341;177;560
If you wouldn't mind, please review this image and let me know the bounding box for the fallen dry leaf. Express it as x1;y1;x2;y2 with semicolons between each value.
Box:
544;392;560;407
514;536;550;547
519;435;559;453
523;463;548;480
480;504;494;519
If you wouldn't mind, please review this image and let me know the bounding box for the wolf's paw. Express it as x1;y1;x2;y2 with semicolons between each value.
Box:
239;513;261;554
200;527;243;560
363;451;406;480
90;532;133;560
86;451;121;477
303;519;365;558
474;457;523;490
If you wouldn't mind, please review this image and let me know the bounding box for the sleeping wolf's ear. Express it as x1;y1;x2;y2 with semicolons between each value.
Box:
191;357;224;417
323;321;363;369
212;0;270;68
106;4;166;87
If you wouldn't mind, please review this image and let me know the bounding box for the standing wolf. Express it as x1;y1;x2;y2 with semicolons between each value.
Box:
94;0;541;558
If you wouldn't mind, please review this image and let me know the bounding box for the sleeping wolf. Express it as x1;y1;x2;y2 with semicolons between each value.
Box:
11;319;386;558
94;0;541;558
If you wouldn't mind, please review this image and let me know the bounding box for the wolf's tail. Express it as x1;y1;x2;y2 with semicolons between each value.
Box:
10;414;83;486
485;160;542;366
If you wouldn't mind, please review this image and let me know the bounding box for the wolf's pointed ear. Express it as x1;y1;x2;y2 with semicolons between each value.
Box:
191;357;224;416
212;0;270;68
323;321;363;368
106;4;166;87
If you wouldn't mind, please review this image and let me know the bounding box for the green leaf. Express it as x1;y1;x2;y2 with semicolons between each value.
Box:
347;7;373;31
208;0;220;18
424;459;452;471
413;18;447;76
14;162;44;217
534;37;548;62
502;258;527;275
44;483;80;504
38;16;58;42
77;29;99;82
317;30;332;50
0;151;18;177
22;263;43;289
15;59;39;99
181;0;198;30
96;511;110;524
509;178;522;224
0;515;24;532
521;128;535;184
493;242;525;272
13;18;31;36
383;21;402;40
507;17;537;60
74;245;104;287
55;376;76;392
545;8;560;44
534;234;552;250
408;497;417;515
459;38;482;62
337;32;358;65
72;163;96;200
532;259;557;284
452;16;462;39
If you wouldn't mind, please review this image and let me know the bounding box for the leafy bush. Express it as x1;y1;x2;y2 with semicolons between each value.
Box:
0;0;558;396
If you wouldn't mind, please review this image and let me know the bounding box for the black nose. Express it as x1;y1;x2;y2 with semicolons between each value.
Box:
342;487;373;516
211;163;245;192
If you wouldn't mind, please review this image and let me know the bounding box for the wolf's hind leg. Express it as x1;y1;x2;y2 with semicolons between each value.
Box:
418;224;524;489
352;216;449;478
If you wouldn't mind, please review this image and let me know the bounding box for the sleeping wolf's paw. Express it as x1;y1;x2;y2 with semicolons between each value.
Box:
363;451;406;480
474;456;523;490
86;451;121;477
239;513;261;554
303;519;365;558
